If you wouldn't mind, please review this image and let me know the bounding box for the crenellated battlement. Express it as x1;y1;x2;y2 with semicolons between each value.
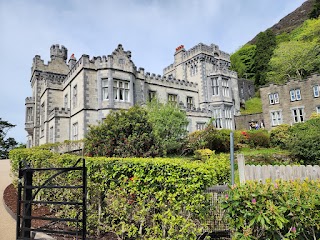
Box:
181;43;230;61
144;71;198;89
49;107;70;119
50;44;68;61
25;97;35;106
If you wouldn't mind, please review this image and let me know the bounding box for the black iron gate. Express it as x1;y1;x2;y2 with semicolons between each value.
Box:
198;185;231;240
16;158;87;240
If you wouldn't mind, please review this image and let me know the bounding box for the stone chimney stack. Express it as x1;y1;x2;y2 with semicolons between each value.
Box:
68;53;77;70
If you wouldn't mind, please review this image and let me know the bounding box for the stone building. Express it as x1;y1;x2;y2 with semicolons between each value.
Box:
25;43;242;147
260;74;320;130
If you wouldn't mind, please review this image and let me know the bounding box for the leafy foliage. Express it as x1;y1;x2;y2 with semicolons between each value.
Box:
84;106;161;157
267;39;320;83
270;124;291;149
185;125;237;154
222;180;320;239
0;118;18;159
287;117;320;165
231;18;320;86
9;148;230;239
230;44;256;80
254;30;276;86
146;100;189;155
239;130;270;149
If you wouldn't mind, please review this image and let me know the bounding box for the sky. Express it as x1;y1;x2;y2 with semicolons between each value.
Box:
0;0;306;144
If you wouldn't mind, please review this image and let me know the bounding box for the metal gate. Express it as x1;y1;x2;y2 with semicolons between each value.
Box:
199;185;231;240
16;158;87;240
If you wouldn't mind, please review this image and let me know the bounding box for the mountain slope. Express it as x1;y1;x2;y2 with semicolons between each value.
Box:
249;0;315;44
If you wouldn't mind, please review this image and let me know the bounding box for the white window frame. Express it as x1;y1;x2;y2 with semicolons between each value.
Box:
49;126;54;143
224;106;233;130
64;94;68;109
313;85;319;98
290;89;301;101
72;122;78;140
211;77;219;96
26;107;33;122
269;93;279;105
73;85;77;108
213;108;222;128
113;80;129;102
292;107;304;123
102;79;109;100
222;78;230;97
316;106;320;114
270;110;282;126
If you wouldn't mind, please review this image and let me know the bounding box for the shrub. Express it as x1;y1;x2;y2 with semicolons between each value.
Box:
84;106;161;157
9;148;230;239
246;130;270;148
194;148;214;160
270;124;291;149
287;118;320;165
222;180;320;239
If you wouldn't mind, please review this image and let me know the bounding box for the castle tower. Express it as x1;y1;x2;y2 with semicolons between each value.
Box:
50;44;68;62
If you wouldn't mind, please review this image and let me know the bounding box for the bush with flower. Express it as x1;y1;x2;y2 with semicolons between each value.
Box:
222;179;320;239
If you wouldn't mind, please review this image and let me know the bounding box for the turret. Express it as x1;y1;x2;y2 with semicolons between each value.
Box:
50;44;68;62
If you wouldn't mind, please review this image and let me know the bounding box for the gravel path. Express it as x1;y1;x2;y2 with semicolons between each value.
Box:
0;159;16;240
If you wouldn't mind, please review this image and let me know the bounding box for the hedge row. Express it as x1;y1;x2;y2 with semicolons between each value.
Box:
222;180;320;239
10;148;230;239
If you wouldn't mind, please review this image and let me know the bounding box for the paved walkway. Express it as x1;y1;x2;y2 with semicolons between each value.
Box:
0;159;54;240
0;159;16;240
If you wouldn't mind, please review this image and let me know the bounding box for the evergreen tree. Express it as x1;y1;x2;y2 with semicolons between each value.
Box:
254;30;276;86
0;118;18;159
309;0;320;19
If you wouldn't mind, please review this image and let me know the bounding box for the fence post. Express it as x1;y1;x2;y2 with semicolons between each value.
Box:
230;132;235;185
237;154;245;184
22;167;33;238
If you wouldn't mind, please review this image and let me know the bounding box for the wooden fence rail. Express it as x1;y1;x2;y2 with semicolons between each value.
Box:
237;154;320;183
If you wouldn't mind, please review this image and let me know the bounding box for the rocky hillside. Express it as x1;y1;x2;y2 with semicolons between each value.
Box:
249;0;315;44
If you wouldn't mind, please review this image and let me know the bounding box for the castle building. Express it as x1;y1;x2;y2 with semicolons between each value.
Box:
260;74;320;130
25;43;242;147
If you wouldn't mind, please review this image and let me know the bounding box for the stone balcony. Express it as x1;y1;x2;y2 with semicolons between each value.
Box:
25;122;34;135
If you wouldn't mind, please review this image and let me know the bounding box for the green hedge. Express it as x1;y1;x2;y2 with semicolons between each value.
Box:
10;148;230;239
222;180;320;239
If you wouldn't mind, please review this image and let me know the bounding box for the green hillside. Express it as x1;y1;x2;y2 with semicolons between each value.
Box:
231;2;320;86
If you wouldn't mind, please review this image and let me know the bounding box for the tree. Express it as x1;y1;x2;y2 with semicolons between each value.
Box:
254;30;276;86
230;44;256;80
146;100;189;155
0;118;18;159
84;106;161;157
309;0;320;19
267;40;320;83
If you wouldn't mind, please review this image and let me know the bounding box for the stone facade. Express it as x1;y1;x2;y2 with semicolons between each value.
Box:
260;74;320;130
25;43;242;147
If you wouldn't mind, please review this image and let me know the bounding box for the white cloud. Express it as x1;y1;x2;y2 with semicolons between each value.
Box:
0;0;306;143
